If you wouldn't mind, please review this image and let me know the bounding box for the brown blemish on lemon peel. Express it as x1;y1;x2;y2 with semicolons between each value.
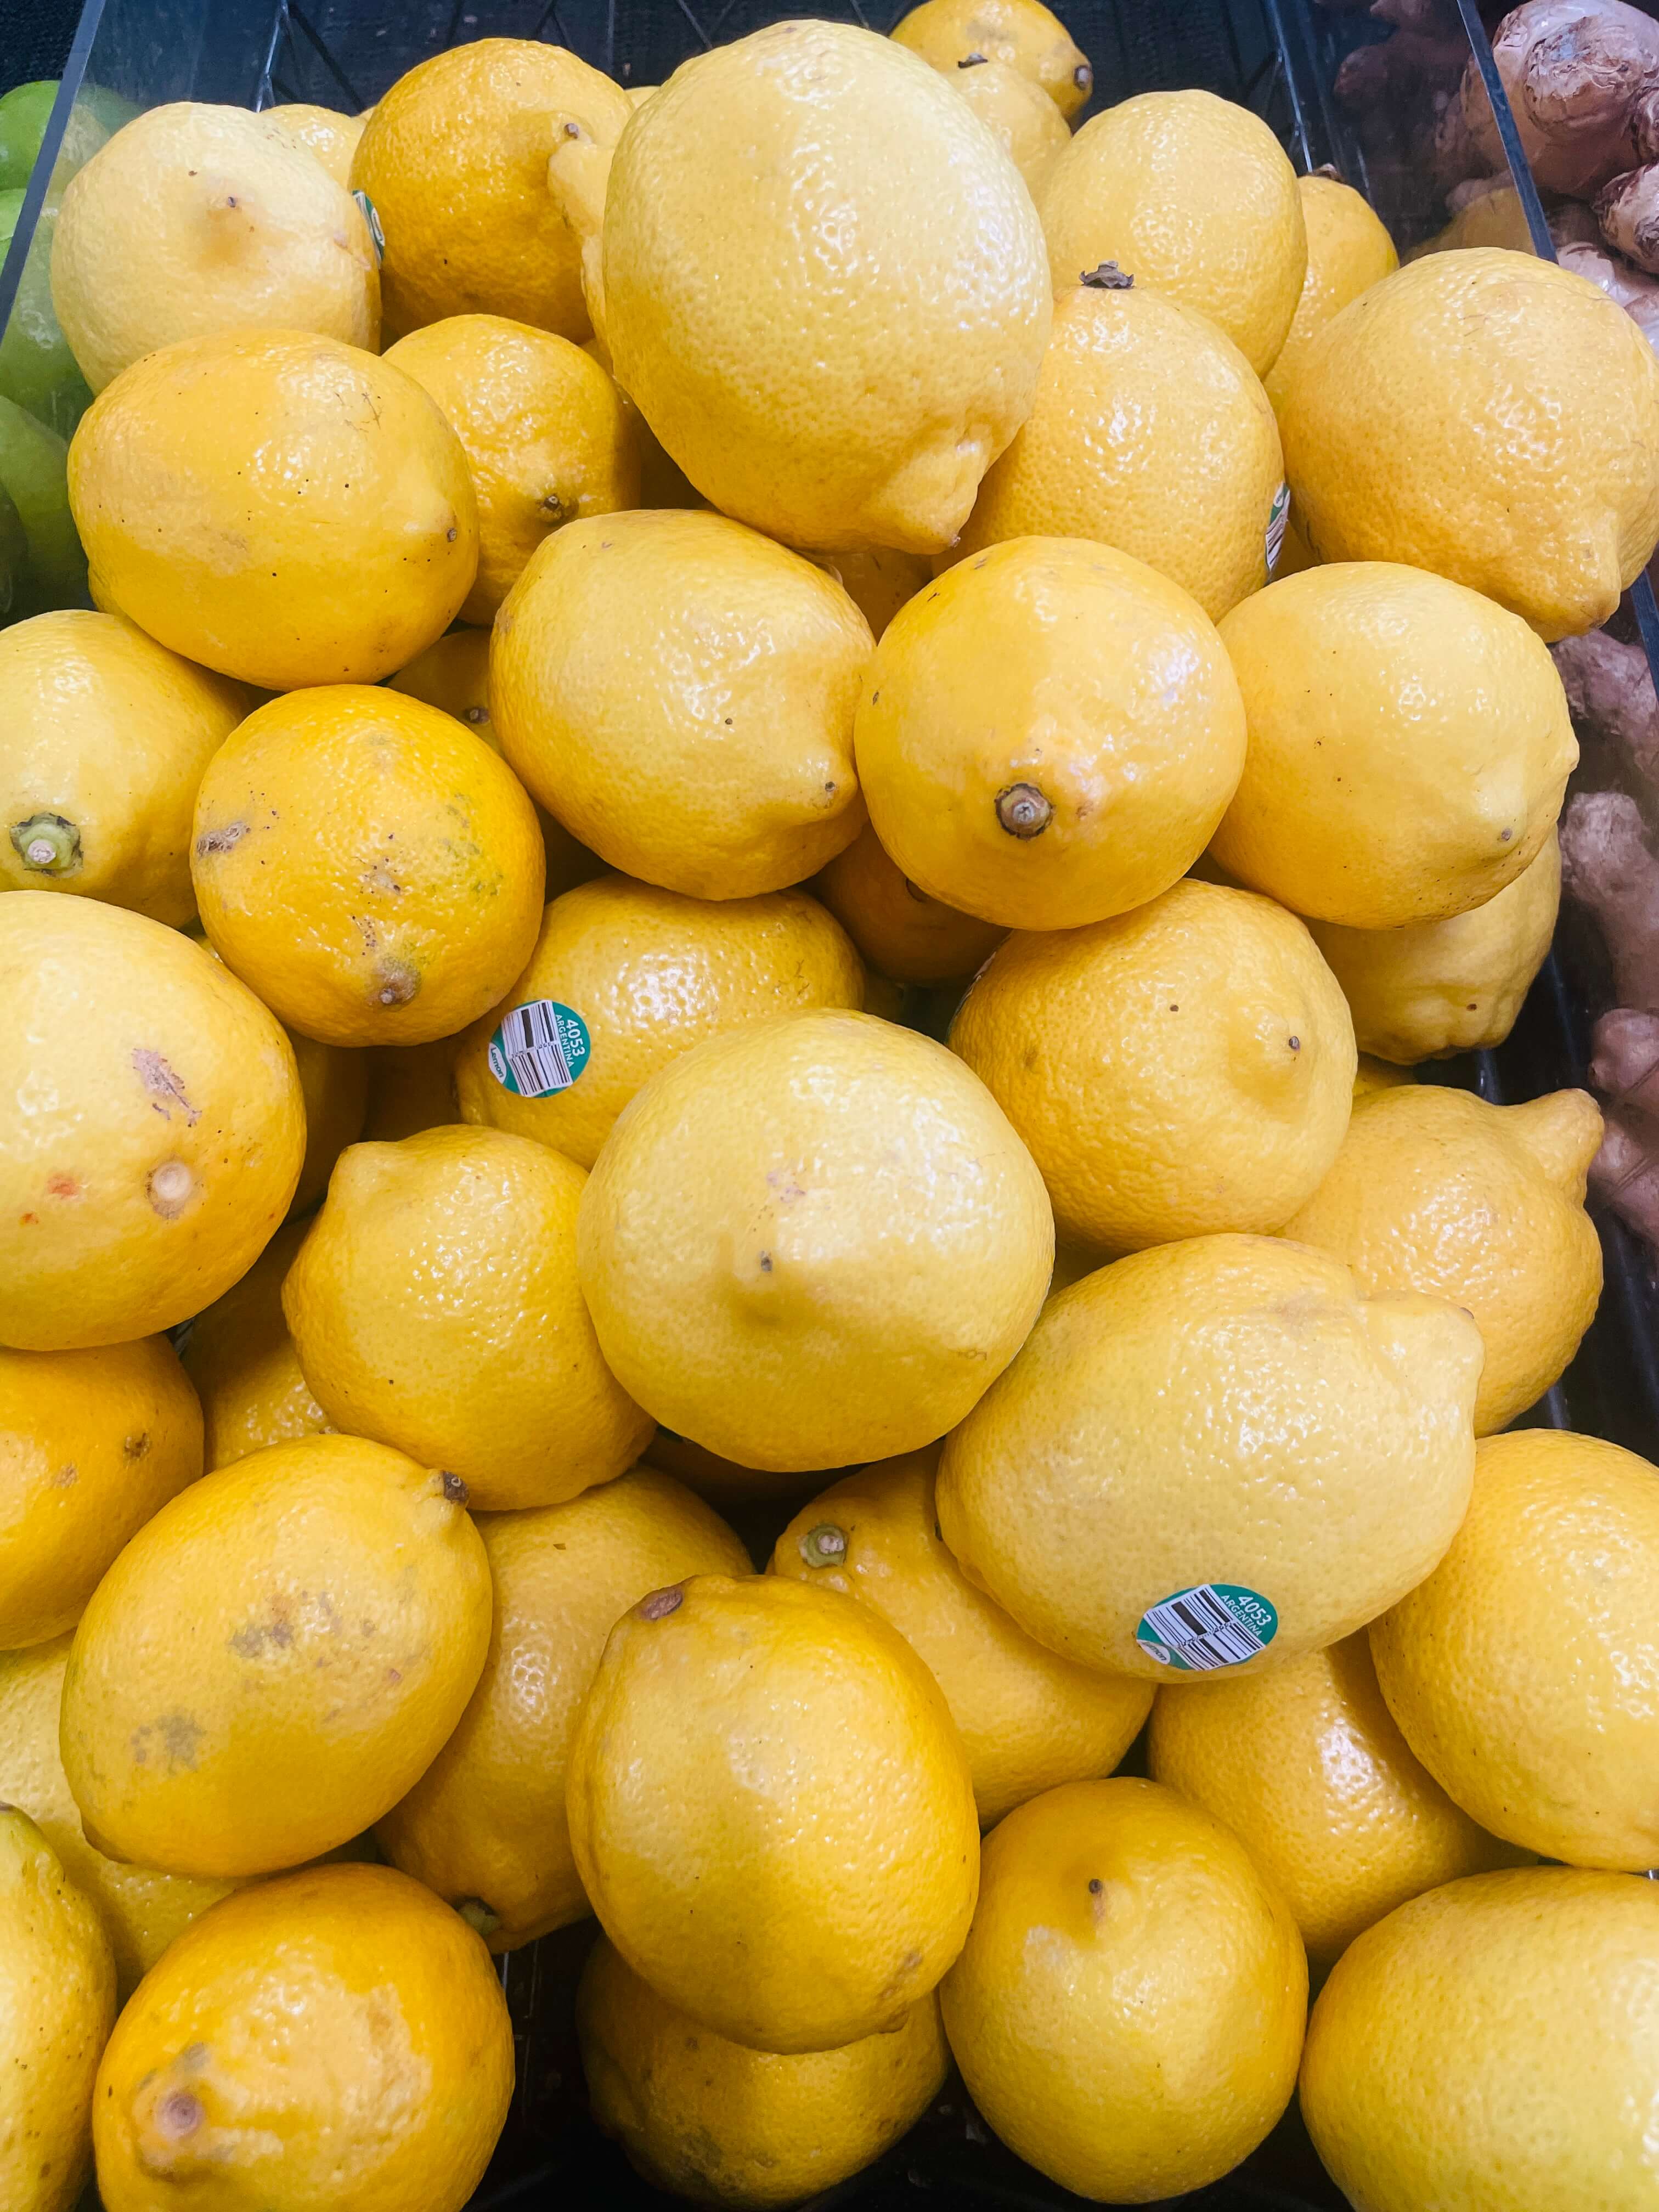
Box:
133;1048;201;1125
194;823;246;856
637;1585;684;1621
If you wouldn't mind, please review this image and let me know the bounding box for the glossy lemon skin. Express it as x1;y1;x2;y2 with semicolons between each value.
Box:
1262;173;1397;422
891;0;1093;117
812;821;1007;986
938;58;1070;196
266;101;365;186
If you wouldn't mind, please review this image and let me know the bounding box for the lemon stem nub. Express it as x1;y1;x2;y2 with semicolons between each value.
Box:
1081;262;1133;290
996;783;1053;838
10;813;81;875
457;1898;502;1939
802;1523;849;1567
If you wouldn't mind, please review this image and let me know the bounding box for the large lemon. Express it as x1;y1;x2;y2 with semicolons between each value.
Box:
891;0;1092;116
954;278;1285;621
283;1127;652;1511
951;879;1355;1251
1039;91;1305;374
572;21;1051;551
1278;249;1659;640
567;1572;979;2052
1370;1429;1659;1869
377;1467;748;1952
491;510;871;899
69;329;477;689
1261;172;1397;422
940;1779;1306;2202
179;1217;330;1470
855;538;1247;930
1212;563;1577;928
812;821;1007;986
577;1009;1053;1471
454;873;865;1169
60;1434;490;1877
938;1234;1481;1677
1301;1867;1659;2211
93;1864;513;2212
1284;1085;1604;1434
0;895;304;1351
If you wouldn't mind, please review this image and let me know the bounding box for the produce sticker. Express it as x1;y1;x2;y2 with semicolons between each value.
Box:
1135;1583;1278;1672
487;1000;591;1098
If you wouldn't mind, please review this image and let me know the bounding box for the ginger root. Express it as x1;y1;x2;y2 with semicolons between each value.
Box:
1467;0;1659;198
1596;159;1659;270
1559;789;1659;1010
1551;630;1659;787
1583;1014;1659;1242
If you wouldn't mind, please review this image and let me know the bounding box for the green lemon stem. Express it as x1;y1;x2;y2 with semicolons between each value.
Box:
10;811;80;874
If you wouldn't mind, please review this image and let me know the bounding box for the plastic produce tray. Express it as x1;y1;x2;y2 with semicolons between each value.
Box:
8;0;1655;2206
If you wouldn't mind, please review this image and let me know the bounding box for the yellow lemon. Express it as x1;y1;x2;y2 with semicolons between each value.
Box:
579;1937;949;2210
891;0;1091;115
1284;1085;1603;1435
283;1126;652;1510
492;510;871;898
61;1433;490;1877
1371;1429;1659;1869
938;56;1070;196
813;821;1007;985
1301;1867;1659;2212
940;1778;1306;2202
1353;1052;1414;1104
0;1808;116;2212
265;100;365;186
566;22;1051;550
771;1451;1152;1824
0;610;247;924
50;103;378;392
1213;563;1577;928
954;279;1285;622
383;314;638;622
454;873;864;1169
0;1335;201;1649
938;1233;1481;1677
578;1008;1052;1471
351;38;630;341
93;1863;514;2212
568;1572;979;2052
1039;91;1306;374
580;331;701;511
377;1466;748;1950
0;895;304;1350
69;329;477;690
1308;828;1561;1064
1279;249;1659;640
951;879;1355;1251
0;1637;240;1999
856;537;1247;930
286;1028;367;1215
361;1038;462;1141
180;1218;330;1470
799;544;933;640
641;1429;817;1508
1148;1635;1524;1970
1262;172;1398;422
191;684;544;1047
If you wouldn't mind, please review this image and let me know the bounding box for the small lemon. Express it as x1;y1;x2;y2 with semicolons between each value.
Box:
0;1334;201;1649
284;1126;651;1510
1309;827;1560;1063
0;610;247;924
179;1217;331;1470
1278;249;1659;640
891;0;1091;115
286;1027;367;1215
580;331;702;511
0;895;304;1351
93;1863;514;2212
856;537;1248;930
799;543;933;639
383;314;638;622
50;102;378;391
940;1778;1306;2202
814;821;1007;985
70;329;477;690
1213;563;1577;927
1301;1867;1659;2212
265;100;365;185
377;1466;748;1950
455;873;864;1169
191;684;544;1047
61;1433;490;1877
1284;1084;1603;1434
938;56;1070;196
938;1233;1481;1677
578;1009;1052;1472
1040;90;1306;374
1149;1634;1524;1969
351;38;631;340
492;510;871;899
772;1451;1152;1824
1371;1429;1659;1869
361;1038;462;1142
568;1572;979;2052
951;878;1355;1251
954;278;1285;622
580;1937;949;2210
0;1808;116;2212
1262;172;1398;422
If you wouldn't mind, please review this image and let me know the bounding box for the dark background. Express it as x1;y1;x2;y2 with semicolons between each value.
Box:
3;0;80;93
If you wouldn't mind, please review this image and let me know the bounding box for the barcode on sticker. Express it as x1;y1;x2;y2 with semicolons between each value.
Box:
486;999;591;1099
1265;483;1290;576
1135;1583;1278;1673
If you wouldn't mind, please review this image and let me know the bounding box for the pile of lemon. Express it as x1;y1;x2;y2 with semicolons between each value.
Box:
4;4;1659;2208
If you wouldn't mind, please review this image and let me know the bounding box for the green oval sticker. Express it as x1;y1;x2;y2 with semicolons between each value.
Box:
487;999;590;1098
1135;1583;1277;1673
